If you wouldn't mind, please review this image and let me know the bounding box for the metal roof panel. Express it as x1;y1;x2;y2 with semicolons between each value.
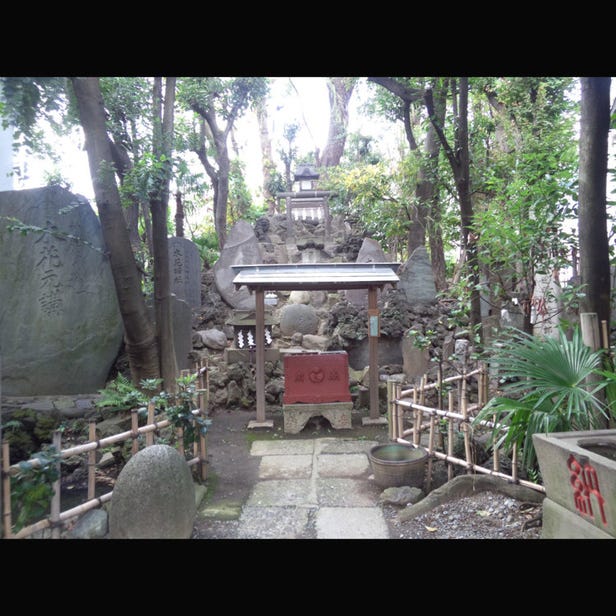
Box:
231;262;400;291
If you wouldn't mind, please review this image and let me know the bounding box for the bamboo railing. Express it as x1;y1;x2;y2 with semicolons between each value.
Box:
387;364;545;495
1;359;209;539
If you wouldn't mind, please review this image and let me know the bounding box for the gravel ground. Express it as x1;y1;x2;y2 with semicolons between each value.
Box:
382;490;543;539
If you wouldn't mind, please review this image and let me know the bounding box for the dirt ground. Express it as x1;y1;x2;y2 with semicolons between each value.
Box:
194;405;544;540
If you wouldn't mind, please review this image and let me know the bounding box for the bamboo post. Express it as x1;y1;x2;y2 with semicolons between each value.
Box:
50;430;62;539
493;413;500;473
199;426;208;481
131;409;139;455
461;376;473;474
87;420;96;501
2;441;12;538
412;386;418;445
146;401;155;447
426;410;436;492
414;376;425;447
447;391;454;481
177;426;185;457
437;363;443;410
580;312;601;351
395;381;403;441
198;359;208;415
387;378;394;440
511;443;518;483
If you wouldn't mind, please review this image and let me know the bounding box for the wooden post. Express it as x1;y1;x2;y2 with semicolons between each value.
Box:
177;426;184;457
447;391;454;481
426;411;436;492
461;376;472;474
146;401;155;447
387;379;394;440
131;409;139;455
87;420;96;501
601;319;610;351
2;441;12;538
368;286;380;420
581;312;601;351
50;430;62;539
255;287;266;424
396;382;403;438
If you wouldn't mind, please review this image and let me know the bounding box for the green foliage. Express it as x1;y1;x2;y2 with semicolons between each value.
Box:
468;77;579;321
324;162;403;251
95;373;149;413
0;77;72;153
192;229;220;267
152;373;211;450
474;326;615;473
11;444;61;533
228;159;262;224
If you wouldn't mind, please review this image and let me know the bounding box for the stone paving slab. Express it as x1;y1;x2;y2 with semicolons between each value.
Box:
237;437;391;539
250;440;315;456
246;478;316;507
316;477;379;507
316;507;389;539
317;453;371;477
258;454;313;479
317;438;378;454
237;506;313;539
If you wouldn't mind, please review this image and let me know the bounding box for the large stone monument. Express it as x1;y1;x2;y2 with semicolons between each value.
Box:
397;246;437;306
213;220;262;310
0;186;123;395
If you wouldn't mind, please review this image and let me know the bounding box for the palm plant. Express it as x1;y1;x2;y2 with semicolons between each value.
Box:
474;325;615;473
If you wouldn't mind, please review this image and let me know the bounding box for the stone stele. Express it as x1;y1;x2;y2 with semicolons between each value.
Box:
0;186;123;395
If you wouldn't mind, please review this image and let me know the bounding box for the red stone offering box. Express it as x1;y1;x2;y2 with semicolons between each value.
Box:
283;351;352;404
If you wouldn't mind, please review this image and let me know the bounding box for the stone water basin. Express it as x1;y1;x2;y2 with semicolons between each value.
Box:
533;429;616;538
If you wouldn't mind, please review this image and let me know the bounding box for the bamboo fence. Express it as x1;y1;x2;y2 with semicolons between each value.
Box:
387;364;545;495
1;359;209;540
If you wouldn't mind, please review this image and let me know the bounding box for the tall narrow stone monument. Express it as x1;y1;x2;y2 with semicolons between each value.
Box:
168;236;202;310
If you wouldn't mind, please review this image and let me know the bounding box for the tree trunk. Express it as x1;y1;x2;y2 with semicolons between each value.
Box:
319;78;355;168
150;77;178;392
426;78;482;344
423;82;447;292
578;77;611;327
256;100;277;214
367;77;446;287
175;191;184;237
70;77;160;384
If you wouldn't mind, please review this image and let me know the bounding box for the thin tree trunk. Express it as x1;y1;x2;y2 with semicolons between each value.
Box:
319;78;355;168
70;77;160;383
151;77;178;392
257;100;276;214
426;78;482;344
175;191;184;237
579;77;611;327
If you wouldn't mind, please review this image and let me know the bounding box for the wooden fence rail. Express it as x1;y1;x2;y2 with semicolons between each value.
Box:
1;360;209;539
387;364;545;495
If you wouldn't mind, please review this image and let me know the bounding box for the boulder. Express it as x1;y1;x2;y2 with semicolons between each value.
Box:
109;444;196;539
0;186;123;395
213;220;262;310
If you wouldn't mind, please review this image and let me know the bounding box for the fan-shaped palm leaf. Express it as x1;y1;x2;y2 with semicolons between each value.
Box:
474;325;613;471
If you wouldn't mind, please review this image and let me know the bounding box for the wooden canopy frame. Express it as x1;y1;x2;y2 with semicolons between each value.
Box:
231;262;401;428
